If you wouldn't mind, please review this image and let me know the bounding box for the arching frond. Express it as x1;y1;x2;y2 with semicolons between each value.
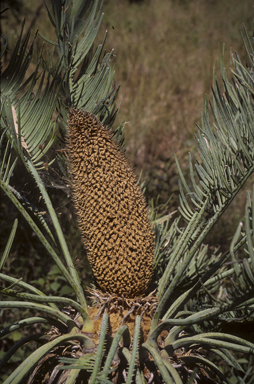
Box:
41;0;121;135
0;131;55;239
1;1;254;382
153;29;254;328
0;21;35;101
0;219;18;271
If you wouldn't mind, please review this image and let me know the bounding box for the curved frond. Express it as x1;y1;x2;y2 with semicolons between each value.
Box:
3;333;95;384
40;0;121;134
0;21;35;101
0;219;18;271
89;313;109;384
1;70;59;169
153;28;254;329
1;2;254;383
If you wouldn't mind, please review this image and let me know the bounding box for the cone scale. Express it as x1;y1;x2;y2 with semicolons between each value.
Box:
67;109;154;298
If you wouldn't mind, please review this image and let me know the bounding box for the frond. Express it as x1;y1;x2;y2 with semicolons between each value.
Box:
1;52;61;170
0;0;122;328
153;28;254;326
3;333;95;384
41;0;122;135
1;2;254;382
0;131;55;239
58;354;96;372
145;183;254;383
0;21;35;101
0;128;91;325
0;219;18;271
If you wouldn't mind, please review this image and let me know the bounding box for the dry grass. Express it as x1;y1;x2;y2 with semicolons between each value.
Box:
97;1;254;249
98;0;253;203
1;0;253;244
1;2;253;377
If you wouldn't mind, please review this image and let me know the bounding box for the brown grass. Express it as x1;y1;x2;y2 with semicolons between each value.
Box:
98;0;254;250
1;2;253;378
101;0;252;148
1;0;253;250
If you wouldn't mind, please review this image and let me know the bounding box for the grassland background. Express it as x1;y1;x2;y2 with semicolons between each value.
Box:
0;0;254;376
1;0;253;254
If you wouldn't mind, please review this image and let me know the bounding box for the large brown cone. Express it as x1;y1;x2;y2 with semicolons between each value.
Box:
67;109;154;297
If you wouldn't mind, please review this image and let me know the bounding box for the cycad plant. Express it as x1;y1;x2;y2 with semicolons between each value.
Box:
1;1;254;383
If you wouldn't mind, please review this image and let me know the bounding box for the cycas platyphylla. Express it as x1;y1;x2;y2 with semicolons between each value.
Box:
67;109;155;298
